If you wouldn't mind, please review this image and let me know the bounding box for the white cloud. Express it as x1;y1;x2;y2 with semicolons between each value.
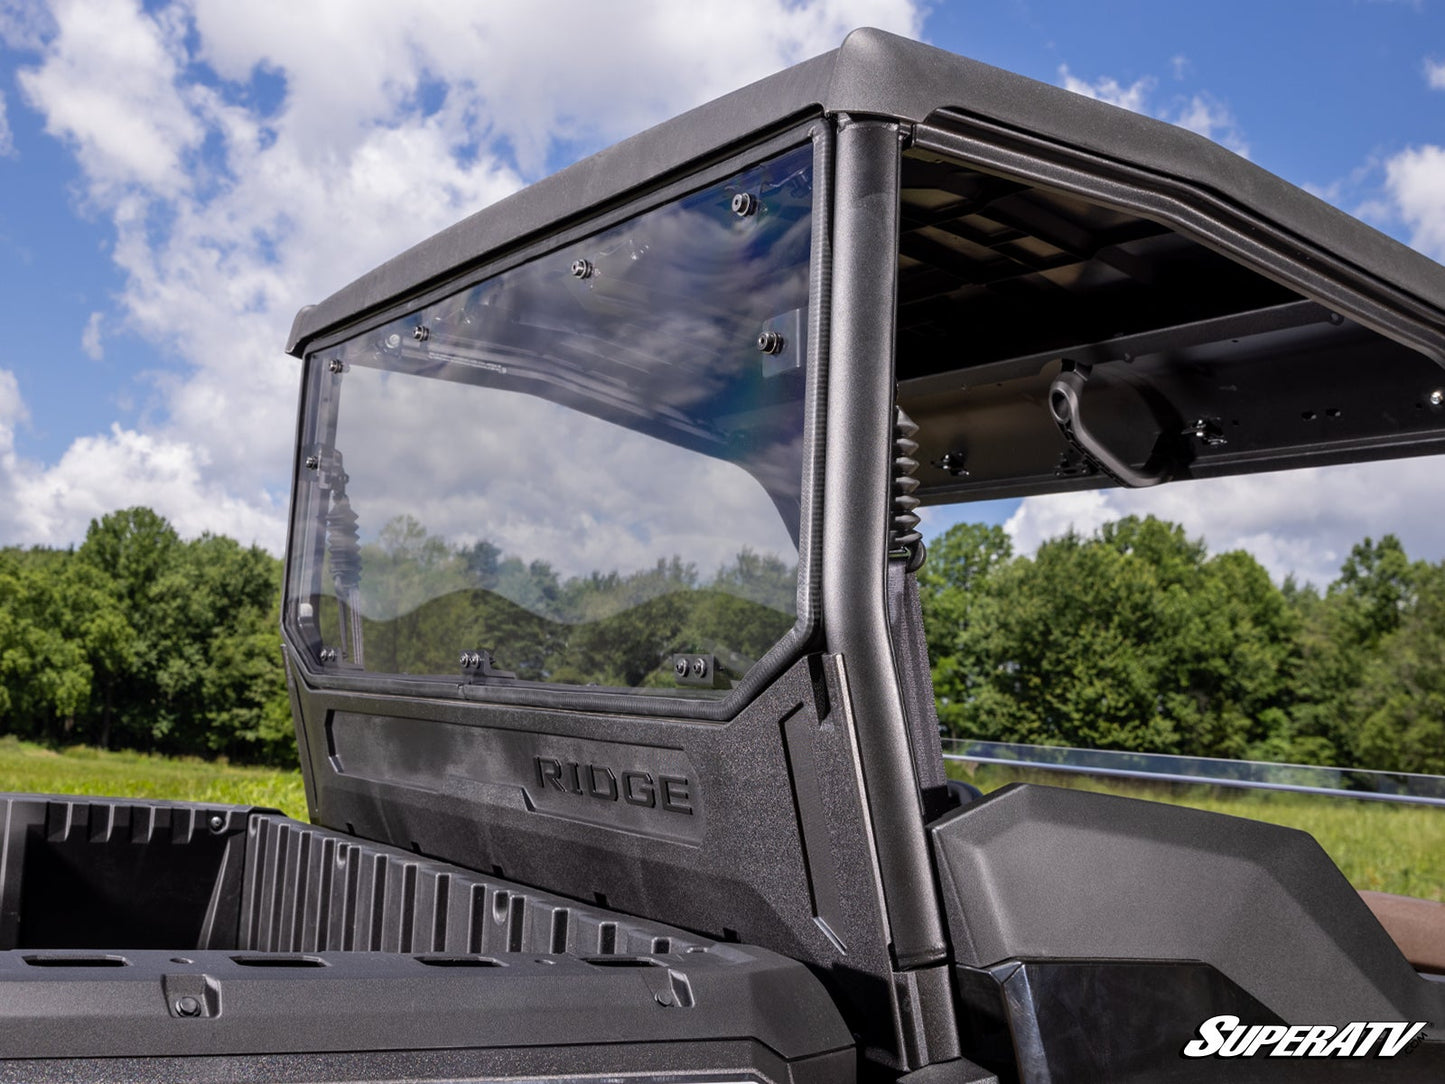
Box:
4;0;923;551
333;373;796;594
1005;456;1445;588
80;311;103;360
1383;144;1445;260
0;91;12;157
1428;58;1445;89
0;0;52;50
0;367;285;547
1058;65;1154;113
17;0;202;198
1058;63;1249;158
1170;93;1249;157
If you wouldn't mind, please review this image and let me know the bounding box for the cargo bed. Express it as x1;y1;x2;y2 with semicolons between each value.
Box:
0;796;854;1082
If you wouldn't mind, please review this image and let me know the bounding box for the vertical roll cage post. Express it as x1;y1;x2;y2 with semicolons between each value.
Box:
824;117;953;987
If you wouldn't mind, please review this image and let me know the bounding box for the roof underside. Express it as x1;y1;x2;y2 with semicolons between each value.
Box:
894;147;1445;502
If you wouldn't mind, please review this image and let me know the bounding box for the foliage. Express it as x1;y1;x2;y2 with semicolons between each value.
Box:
923;516;1445;773
0;508;294;764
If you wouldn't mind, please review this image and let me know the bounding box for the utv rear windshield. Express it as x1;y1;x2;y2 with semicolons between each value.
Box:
286;144;814;698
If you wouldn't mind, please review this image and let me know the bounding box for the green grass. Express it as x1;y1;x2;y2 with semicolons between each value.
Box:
951;762;1445;902
0;735;308;820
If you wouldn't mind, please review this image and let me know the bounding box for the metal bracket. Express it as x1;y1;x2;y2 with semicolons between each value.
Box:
459;649;517;682
672;653;727;689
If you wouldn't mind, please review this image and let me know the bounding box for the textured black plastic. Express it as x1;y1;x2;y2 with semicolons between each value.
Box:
0;945;851;1063
956;958;1445;1083
886;558;951;823
238;814;710;956
0;796;254;951
0;798;855;1077
288;653;905;1063
931;785;1445;1031
0;1045;856;1084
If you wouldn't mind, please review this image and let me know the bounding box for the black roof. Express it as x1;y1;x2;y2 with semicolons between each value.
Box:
287;28;1445;357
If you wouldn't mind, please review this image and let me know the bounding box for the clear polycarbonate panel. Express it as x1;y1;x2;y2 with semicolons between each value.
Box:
288;144;814;696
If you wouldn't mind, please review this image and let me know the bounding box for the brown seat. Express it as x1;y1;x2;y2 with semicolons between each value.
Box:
1361;890;1445;975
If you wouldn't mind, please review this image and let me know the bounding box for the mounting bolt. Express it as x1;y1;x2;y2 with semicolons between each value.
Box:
690;657;707;678
384;332;403;350
175;995;202;1018
673;658;689;678
731;192;758;217
319;647;338;664
328;358;345;374
1431;389;1444;407
756;330;785;355
935;450;969;478
412;325;429;342
570;259;593;279
305;455;320;471
208;814;225;832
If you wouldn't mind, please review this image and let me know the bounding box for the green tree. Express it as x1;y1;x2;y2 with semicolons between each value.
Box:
1342;559;1445;774
927;516;1295;759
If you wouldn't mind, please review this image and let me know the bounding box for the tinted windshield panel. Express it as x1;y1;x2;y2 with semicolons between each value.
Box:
288;144;813;696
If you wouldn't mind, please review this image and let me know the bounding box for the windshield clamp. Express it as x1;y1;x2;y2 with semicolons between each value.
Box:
459;649;517;683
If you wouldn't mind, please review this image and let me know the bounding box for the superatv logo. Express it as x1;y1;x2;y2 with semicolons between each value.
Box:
1183;1015;1427;1058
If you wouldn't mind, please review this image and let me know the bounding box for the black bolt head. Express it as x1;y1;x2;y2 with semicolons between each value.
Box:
757;330;784;355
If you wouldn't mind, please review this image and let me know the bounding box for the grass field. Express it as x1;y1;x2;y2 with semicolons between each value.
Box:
0;735;308;820
951;761;1445;902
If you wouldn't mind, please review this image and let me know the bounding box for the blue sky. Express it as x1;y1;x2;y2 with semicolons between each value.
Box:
0;0;1443;586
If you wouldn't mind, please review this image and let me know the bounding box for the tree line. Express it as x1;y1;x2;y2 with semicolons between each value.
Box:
921;516;1445;775
1;505;1441;775
0;508;293;763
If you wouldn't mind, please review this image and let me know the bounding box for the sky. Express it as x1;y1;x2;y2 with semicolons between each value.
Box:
0;0;1443;588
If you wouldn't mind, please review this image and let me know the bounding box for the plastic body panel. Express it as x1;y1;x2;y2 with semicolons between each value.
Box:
954;959;1445;1083
931;784;1445;1079
286;650;912;1064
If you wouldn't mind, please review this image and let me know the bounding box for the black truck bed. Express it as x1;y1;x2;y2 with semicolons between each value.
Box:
0;795;854;1082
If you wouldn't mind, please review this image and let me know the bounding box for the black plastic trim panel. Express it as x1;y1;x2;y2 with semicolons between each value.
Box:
930;785;1445;1031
